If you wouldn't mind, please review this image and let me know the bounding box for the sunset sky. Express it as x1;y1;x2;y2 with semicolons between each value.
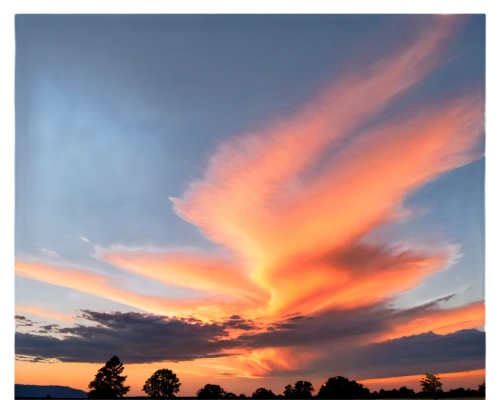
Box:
15;14;485;395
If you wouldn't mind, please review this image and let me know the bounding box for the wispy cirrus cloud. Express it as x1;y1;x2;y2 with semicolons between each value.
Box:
40;249;60;257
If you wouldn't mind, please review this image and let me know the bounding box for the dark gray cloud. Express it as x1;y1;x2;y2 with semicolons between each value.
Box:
15;310;244;363
15;315;35;327
15;354;57;363
286;315;313;321
299;329;485;380
15;299;485;379
236;296;469;350
354;329;485;368
41;324;60;331
237;306;383;348
219;315;261;331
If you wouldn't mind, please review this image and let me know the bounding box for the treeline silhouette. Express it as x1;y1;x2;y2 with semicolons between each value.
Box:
87;356;486;399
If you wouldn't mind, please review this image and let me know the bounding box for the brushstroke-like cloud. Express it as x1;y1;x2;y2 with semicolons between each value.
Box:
167;95;483;318
94;17;484;325
170;16;462;263
15;261;248;319
97;248;270;305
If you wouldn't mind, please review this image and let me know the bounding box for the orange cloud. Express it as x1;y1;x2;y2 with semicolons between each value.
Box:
175;347;319;380
163;16;483;323
226;348;309;378
257;97;483;316
272;98;482;257
263;244;455;317
15;261;246;320
170;16;461;268
97;248;270;306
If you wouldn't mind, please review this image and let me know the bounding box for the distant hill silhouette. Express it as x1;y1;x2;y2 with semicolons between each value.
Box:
15;384;87;398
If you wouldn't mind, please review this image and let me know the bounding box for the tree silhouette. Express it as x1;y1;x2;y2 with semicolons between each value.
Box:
420;373;442;398
316;376;370;399
293;381;314;398
397;386;415;398
444;387;479;398
238;394;246;399
371;383;490;398
142;368;181;398
283;381;314;398
478;380;485;396
283;385;294;398
252;388;276;398
88;355;130;399
223;393;237;399
197;384;226;399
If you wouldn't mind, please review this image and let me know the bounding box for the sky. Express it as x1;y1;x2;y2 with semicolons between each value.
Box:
14;14;485;395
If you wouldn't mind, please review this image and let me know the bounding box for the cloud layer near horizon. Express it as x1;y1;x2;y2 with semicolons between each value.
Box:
15;308;484;381
15;15;485;384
